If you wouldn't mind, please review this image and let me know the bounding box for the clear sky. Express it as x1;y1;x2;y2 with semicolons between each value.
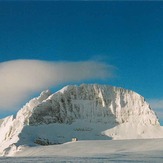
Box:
0;1;163;123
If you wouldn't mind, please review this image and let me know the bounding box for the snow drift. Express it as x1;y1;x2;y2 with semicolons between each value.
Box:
0;84;163;156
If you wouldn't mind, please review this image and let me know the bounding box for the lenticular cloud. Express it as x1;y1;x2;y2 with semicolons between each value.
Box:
0;59;114;110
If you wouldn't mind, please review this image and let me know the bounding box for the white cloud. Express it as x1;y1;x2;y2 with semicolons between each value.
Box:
148;99;163;110
148;99;163;124
0;59;114;111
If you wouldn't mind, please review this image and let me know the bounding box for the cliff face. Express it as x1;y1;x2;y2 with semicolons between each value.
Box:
0;84;162;156
28;84;158;126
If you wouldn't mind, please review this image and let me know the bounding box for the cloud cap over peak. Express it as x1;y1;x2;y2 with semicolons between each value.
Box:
0;59;115;111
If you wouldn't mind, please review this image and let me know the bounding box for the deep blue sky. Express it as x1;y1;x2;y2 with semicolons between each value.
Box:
1;1;163;121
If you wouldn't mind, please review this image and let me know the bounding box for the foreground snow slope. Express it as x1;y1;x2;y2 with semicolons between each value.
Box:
16;139;163;157
12;139;163;163
0;84;163;156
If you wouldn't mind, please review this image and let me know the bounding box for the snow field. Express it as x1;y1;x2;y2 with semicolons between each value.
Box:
5;139;163;163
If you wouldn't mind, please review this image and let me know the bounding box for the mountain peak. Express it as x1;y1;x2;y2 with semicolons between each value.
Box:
0;84;163;156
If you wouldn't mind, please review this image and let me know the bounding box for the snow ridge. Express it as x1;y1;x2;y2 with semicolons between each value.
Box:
0;90;51;155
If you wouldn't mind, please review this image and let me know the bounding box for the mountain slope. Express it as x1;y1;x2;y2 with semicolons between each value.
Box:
0;84;163;156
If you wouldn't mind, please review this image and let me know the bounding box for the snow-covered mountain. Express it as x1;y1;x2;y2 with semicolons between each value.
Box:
0;84;163;156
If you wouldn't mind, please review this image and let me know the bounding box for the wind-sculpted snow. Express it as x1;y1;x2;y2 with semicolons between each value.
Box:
0;84;162;156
